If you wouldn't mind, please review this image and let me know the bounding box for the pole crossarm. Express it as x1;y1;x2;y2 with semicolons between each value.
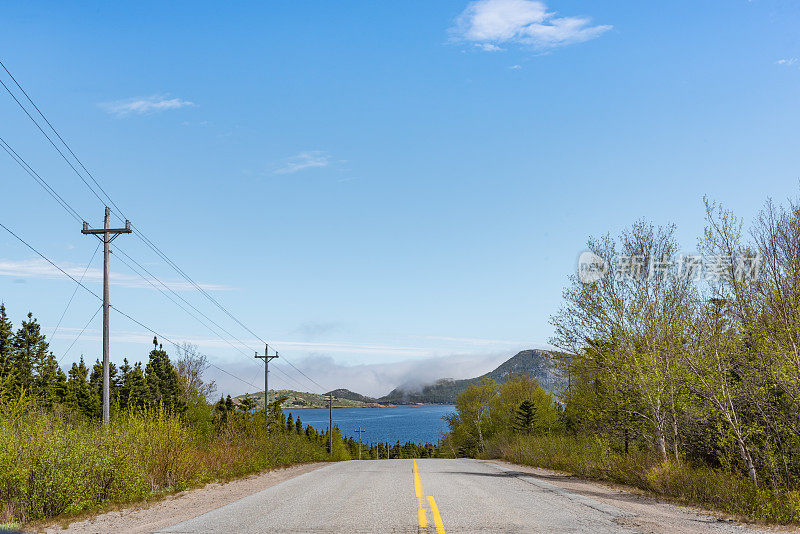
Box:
80;206;131;423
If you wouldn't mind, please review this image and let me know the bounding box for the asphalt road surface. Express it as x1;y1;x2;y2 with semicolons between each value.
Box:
157;458;756;533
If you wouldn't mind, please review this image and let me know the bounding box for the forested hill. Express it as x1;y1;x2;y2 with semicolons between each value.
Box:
378;349;560;405
325;388;378;403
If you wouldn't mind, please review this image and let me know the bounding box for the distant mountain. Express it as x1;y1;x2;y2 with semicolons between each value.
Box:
378;350;561;405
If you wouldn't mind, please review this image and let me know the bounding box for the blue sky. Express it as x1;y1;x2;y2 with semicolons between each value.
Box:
1;1;799;396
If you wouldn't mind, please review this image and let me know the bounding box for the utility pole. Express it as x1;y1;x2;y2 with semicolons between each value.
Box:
81;206;131;423
254;344;278;425
328;392;333;454
354;426;365;460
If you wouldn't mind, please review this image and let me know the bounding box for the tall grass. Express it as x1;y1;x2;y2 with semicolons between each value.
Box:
0;407;334;524
494;434;800;523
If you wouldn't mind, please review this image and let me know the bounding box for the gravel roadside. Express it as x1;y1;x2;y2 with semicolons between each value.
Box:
484;459;796;534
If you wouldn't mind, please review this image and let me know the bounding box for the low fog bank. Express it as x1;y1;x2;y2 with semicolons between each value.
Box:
205;351;514;399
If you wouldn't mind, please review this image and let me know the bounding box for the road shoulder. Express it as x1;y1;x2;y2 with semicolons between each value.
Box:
484;460;790;534
34;462;328;534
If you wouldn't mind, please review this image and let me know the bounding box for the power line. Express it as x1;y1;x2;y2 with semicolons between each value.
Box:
0;60;331;393
111;249;308;391
0;135;84;223
0;76;108;208
50;241;100;341
0;59;123;217
0;134;300;392
0;219;262;392
58;305;102;365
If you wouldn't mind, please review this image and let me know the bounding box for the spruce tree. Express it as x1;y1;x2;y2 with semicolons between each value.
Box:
286;412;294;432
66;357;100;418
0;304;13;381
145;342;186;414
34;351;66;408
12;312;49;392
514;400;537;434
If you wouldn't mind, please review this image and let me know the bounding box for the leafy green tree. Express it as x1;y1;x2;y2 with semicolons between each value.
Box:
295;416;303;434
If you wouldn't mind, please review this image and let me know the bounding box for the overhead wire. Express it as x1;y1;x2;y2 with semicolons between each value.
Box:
0;219;262;391
0;60;331;393
50;241;100;341
58;305;102;365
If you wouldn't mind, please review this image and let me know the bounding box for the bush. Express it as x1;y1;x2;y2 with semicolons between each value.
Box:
0;407;333;524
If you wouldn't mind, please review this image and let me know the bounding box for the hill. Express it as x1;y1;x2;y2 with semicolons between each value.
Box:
235;389;384;409
377;350;560;405
324;388;378;403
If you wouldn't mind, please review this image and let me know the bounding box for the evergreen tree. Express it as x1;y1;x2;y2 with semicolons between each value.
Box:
225;394;234;412
123;361;147;411
0;304;14;380
89;359;118;409
286;413;294;433
238;396;255;413
145;342;186;413
295;416;303;434
514;400;537;434
66;356;100;418
12;312;49;391
34;350;66;408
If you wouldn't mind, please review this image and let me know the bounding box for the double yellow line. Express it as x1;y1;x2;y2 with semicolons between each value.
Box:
413;459;445;534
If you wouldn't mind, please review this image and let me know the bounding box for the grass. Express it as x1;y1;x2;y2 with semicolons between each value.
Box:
0;407;337;525
492;434;800;524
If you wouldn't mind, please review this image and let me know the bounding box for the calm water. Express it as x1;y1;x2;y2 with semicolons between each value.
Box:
284;405;455;445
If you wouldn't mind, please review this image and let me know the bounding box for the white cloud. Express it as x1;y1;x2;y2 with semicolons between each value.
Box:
509;64;522;70
100;95;195;117
273;151;331;174
477;43;505;52
451;0;611;51
776;58;798;66
0;258;230;291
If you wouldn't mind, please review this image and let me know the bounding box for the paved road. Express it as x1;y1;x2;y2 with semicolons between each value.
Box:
157;459;744;533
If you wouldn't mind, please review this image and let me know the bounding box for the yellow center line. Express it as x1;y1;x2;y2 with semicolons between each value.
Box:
427;496;445;534
413;459;429;531
413;460;445;534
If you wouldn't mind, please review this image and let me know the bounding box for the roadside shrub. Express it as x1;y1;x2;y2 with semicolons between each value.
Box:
0;406;332;524
497;434;800;523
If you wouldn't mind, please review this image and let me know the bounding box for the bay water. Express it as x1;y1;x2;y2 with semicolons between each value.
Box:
284;405;455;446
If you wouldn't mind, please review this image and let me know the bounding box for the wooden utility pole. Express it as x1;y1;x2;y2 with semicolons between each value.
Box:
354;426;365;460
81;206;131;423
328;392;333;454
255;344;277;425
